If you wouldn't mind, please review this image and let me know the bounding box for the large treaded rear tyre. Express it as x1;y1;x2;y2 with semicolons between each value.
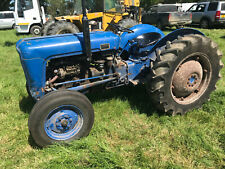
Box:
28;90;94;147
118;18;138;29
48;21;79;35
41;19;55;36
147;34;223;115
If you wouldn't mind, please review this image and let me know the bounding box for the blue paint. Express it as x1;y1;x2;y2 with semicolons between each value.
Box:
126;59;150;80
17;31;120;60
17;24;205;100
120;24;165;52
44;105;83;140
190;77;195;84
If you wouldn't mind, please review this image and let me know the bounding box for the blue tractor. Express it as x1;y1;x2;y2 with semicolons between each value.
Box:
17;0;223;147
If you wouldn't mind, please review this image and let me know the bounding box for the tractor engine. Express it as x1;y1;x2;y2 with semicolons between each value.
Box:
45;50;119;91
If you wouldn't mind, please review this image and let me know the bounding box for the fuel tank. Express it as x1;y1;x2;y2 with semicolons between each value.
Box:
16;31;120;60
120;24;165;50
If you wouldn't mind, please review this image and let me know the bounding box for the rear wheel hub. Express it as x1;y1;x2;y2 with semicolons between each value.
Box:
172;60;203;97
170;53;212;105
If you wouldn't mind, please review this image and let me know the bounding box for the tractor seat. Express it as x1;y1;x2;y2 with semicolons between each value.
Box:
134;32;162;48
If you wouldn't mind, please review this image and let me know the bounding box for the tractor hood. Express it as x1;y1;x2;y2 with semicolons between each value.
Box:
16;31;120;60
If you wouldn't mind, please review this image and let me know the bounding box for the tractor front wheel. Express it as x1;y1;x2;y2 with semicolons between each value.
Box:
28;90;94;147
147;34;223;115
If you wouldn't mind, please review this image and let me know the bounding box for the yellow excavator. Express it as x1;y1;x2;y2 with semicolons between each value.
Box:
42;0;141;36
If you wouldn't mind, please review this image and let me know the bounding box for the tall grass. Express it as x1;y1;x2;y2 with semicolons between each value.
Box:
0;29;224;169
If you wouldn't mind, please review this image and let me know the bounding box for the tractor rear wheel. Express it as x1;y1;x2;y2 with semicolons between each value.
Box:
28;90;94;147
48;21;79;35
118;18;138;29
41;19;55;36
147;34;223;115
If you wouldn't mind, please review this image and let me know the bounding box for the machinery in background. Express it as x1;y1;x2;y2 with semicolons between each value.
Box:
42;0;141;36
14;0;46;36
142;4;192;30
14;0;141;36
0;11;15;29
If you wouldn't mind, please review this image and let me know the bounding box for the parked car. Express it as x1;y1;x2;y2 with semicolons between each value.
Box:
142;4;192;29
180;3;197;12
187;1;225;28
0;11;15;29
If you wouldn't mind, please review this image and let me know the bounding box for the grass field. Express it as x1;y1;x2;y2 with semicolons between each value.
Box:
0;28;224;169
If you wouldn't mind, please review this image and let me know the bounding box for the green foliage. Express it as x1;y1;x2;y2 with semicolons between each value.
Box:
0;28;225;169
46;0;66;16
0;0;15;11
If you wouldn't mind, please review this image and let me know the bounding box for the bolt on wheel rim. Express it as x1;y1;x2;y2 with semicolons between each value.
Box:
171;53;212;105
44;105;83;140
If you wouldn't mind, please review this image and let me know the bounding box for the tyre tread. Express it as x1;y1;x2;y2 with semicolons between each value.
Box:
147;34;223;115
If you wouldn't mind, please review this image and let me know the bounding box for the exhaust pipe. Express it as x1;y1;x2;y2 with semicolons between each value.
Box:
81;0;92;62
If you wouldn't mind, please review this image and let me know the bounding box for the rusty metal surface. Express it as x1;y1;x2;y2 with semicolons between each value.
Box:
172;60;203;98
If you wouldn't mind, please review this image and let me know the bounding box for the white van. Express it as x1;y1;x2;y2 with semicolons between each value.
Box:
0;11;15;29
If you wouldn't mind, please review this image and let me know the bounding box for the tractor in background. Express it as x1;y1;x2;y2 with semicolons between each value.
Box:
42;0;141;36
17;0;223;147
14;0;141;36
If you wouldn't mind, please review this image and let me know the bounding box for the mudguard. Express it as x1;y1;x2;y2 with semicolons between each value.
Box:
149;28;205;58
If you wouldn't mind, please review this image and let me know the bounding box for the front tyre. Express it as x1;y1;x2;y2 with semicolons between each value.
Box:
147;34;223;115
30;25;42;36
28;90;94;147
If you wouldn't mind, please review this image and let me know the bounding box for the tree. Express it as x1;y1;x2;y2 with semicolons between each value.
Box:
0;0;15;11
46;0;67;16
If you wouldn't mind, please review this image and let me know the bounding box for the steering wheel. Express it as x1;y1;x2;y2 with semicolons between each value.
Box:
108;23;134;33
